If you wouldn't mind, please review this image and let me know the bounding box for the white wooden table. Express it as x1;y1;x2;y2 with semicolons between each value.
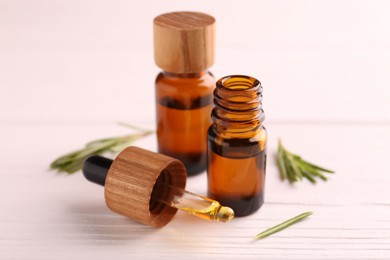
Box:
1;1;390;259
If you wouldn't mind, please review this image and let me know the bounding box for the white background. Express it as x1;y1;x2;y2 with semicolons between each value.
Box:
1;0;390;259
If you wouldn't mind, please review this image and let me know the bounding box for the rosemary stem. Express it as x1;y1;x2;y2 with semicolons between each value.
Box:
254;212;313;240
277;140;334;183
50;125;153;174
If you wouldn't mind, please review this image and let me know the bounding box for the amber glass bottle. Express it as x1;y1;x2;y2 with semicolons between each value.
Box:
154;12;216;175
207;75;267;216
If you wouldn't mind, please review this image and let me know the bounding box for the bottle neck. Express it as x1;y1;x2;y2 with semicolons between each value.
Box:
211;75;264;137
162;70;208;79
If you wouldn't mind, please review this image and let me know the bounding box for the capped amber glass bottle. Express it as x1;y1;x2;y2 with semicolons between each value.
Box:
207;75;267;216
154;12;216;175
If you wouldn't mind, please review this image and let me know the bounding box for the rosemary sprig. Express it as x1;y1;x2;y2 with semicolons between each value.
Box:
50;124;153;174
277;140;335;183
254;212;313;240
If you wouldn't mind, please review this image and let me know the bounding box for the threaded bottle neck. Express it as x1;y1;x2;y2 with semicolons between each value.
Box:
211;75;264;136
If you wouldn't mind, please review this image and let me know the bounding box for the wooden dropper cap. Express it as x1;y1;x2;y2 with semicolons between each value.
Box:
83;146;187;228
153;11;216;73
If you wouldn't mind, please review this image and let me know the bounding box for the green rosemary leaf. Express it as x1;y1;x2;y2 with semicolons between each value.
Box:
85;138;117;147
255;212;313;240
301;166;328;181
50;145;110;174
291;153;334;174
277;140;335;183
50;125;153;174
109;139;138;153
283;152;301;182
284;158;299;182
288;153;303;181
60;160;84;174
277;144;288;180
279;144;295;182
299;160;335;173
301;171;317;183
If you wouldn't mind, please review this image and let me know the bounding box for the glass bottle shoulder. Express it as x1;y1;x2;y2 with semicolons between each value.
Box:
156;71;215;93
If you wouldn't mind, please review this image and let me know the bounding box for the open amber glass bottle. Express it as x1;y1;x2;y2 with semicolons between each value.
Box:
207;75;267;216
154;12;216;175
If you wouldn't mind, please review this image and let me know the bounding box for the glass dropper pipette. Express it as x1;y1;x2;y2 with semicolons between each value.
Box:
152;181;234;222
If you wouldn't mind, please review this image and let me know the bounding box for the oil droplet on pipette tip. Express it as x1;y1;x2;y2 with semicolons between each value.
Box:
216;206;235;223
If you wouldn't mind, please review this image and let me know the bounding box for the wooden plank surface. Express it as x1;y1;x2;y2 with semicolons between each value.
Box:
1;0;390;259
1;123;389;259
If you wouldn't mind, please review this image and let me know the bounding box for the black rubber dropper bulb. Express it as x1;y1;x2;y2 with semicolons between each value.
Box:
82;155;113;186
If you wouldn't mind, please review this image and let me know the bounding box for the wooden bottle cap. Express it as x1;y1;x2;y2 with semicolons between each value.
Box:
153;11;215;73
104;146;187;227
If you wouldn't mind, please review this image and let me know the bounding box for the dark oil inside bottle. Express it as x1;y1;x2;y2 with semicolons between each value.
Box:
156;72;214;175
207;131;267;216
